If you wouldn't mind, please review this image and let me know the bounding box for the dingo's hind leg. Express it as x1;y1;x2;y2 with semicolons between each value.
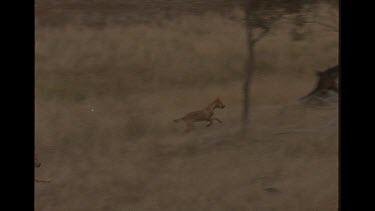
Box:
184;121;194;133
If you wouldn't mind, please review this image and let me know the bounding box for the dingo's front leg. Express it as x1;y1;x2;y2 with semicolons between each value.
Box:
211;117;222;124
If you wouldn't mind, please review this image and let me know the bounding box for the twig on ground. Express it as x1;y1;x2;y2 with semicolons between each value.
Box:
273;119;337;135
35;178;52;183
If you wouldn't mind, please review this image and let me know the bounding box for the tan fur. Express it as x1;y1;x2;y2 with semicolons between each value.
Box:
174;97;225;132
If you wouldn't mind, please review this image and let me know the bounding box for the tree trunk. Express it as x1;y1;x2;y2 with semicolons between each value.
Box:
299;65;339;103
242;0;255;135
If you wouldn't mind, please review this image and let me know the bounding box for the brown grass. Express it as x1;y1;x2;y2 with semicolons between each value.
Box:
35;3;338;211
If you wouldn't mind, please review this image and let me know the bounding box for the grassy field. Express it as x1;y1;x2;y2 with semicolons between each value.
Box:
35;2;338;211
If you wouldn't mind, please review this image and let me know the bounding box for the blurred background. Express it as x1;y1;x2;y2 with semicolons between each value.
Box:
35;1;338;210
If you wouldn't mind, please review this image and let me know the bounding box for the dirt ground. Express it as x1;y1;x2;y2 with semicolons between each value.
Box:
35;1;338;211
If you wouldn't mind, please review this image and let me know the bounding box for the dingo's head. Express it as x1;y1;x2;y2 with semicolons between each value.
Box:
213;97;225;109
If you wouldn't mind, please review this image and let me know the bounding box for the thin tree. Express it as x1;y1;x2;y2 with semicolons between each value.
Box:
240;0;338;134
242;0;290;134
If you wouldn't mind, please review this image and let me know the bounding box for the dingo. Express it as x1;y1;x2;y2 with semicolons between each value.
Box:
174;97;225;132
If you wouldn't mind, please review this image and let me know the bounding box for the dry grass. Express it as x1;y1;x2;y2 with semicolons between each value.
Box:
35;3;338;211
